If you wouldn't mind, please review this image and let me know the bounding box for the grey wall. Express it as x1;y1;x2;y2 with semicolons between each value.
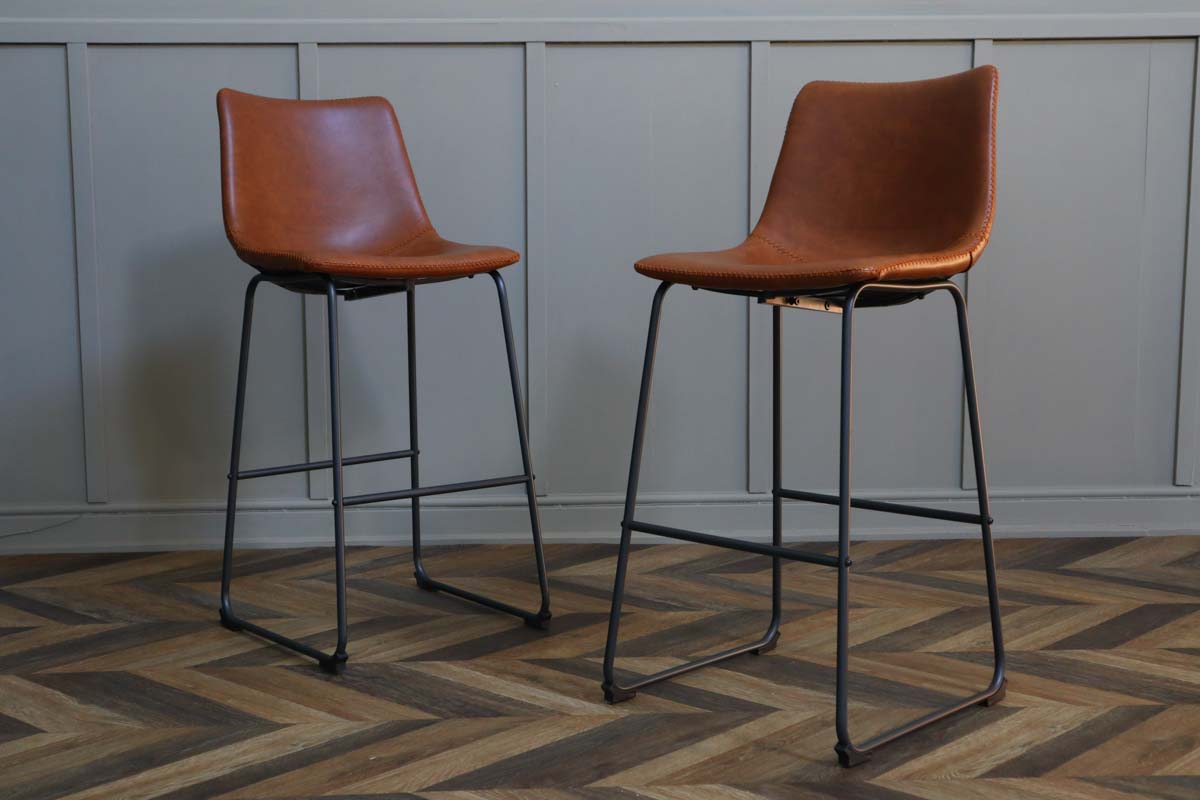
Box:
4;2;1200;551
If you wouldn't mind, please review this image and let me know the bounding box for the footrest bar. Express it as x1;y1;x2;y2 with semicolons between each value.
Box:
237;618;328;662
779;489;991;526
610;632;779;697
856;678;1007;753
221;610;346;674
417;574;551;629
627;520;841;567
343;474;530;507
236;448;416;480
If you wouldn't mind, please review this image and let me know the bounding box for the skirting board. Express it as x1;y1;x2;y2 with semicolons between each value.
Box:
2;493;1200;552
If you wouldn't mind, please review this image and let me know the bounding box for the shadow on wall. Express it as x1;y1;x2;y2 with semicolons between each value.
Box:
118;233;236;503
113;232;307;507
545;323;631;499
0;348;88;506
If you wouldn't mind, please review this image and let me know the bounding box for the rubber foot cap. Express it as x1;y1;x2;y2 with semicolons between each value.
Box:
602;684;637;704
835;743;871;768
524;610;553;630
319;652;348;675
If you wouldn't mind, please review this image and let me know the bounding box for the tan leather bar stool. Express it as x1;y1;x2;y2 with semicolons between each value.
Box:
601;66;1006;767
215;90;551;674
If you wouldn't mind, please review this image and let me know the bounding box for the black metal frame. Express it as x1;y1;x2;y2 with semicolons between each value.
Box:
219;270;551;674
601;278;1006;767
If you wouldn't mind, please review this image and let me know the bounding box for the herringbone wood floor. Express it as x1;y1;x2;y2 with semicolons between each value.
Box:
0;536;1198;799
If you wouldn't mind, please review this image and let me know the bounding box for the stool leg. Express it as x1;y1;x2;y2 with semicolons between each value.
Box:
325;278;350;673
492;271;552;626
833;282;1007;767
602;283;785;702
834;287;863;767
406;275;553;628
407;281;427;590
953;284;1007;703
219;275;263;632
755;304;784;654
602;281;673;703
218;274;348;674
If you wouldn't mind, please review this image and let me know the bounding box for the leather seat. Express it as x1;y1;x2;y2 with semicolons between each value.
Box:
217;89;518;280
636;66;998;292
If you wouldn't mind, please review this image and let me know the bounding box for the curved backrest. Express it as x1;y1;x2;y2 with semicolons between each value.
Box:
217;89;430;267
756;65;997;263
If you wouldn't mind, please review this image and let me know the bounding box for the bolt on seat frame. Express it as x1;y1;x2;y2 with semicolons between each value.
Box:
601;278;1006;767
219;270;552;675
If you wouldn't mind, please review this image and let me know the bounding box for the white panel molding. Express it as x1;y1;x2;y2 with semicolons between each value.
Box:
65;41;108;504
5;13;1200;45
746;40;771;494
1174;37;1200;485
525;41;549;496
4;491;1200;553
7;482;1200;513
297;41;332;500
961;37;994;492
8;482;1200;515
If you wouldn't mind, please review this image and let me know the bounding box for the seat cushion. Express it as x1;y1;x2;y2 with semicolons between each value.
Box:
639;67;997;293
237;226;520;280
635;231;973;292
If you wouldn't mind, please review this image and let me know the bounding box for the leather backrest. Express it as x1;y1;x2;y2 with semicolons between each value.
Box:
217;89;430;262
757;65;997;263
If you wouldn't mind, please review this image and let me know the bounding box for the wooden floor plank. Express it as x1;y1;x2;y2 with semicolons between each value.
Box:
0;537;1194;797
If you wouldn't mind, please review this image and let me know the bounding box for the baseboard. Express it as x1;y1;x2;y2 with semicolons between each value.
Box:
1;491;1198;552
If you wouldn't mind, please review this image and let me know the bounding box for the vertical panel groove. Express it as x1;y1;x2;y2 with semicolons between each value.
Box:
298;41;331;499
1174;38;1200;485
66;41;108;503
525;41;549;495
1133;41;1154;474
961;38;993;491
747;40;770;493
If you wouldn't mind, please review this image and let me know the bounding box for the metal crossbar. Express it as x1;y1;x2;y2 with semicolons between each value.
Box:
234;448;416;480
778;489;992;526
342;474;530;507
627;520;842;567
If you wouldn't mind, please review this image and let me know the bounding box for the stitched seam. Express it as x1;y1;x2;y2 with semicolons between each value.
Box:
881;67;998;278
385;222;437;253
234;243;516;274
876;253;967;279
638;263;878;281
230;224;441;263
234;241;308;262
803;67;990;92
316;262;513;275
305;255;517;272
639;249;968;282
973;65;999;266
748;230;807;263
230;235;314;261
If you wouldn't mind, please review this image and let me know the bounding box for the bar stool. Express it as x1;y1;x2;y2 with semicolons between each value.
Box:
215;89;551;674
601;66;1005;766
